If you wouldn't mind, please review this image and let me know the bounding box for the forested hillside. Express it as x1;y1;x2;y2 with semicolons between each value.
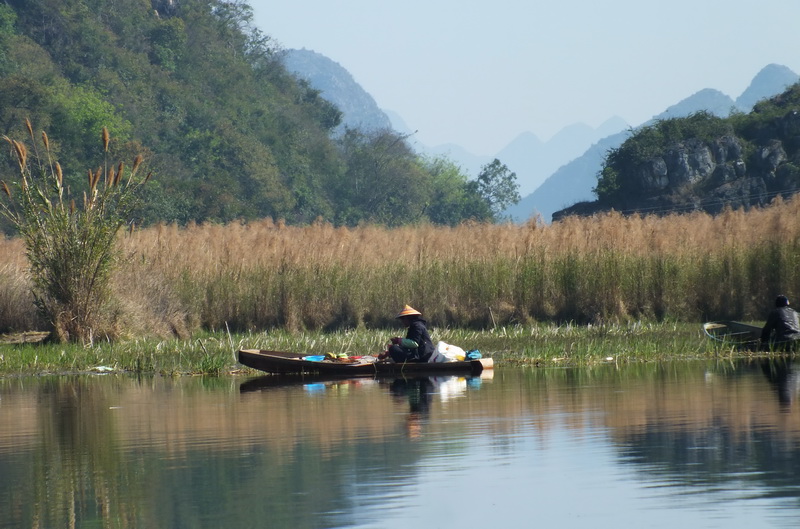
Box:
0;0;501;231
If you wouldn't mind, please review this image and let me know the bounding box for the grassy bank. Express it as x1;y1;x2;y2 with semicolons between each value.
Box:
0;321;767;376
2;196;800;341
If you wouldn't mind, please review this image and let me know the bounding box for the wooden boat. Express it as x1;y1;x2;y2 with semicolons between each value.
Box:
238;349;493;376
703;321;762;349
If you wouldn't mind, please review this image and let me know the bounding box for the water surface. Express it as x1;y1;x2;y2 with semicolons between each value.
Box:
2;359;800;528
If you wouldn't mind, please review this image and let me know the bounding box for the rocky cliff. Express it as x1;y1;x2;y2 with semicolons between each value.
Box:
152;0;177;17
553;86;800;221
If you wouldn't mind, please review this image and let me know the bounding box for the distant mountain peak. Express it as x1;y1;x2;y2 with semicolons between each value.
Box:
600;115;628;127
282;48;392;133
656;88;735;120
505;130;543;149
597;116;629;135
549;122;593;141
736;63;799;111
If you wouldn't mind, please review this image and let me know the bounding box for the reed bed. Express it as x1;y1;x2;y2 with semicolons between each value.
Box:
1;196;800;339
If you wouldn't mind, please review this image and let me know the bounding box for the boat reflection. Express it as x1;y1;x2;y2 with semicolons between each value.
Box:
238;369;493;396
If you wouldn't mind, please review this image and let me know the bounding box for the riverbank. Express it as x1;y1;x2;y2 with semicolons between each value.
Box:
0;321;769;376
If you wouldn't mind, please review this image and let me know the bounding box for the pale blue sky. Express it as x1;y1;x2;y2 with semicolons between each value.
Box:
250;0;800;155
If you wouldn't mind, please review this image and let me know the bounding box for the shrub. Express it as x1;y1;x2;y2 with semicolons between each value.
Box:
0;120;150;342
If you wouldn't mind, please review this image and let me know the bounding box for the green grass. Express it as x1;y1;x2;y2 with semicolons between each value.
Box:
0;321;776;376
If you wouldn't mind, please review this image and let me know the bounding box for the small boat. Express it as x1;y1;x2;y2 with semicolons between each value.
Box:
703;321;762;349
238;349;493;377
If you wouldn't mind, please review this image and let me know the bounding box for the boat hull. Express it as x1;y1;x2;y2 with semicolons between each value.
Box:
238;349;492;376
703;321;762;349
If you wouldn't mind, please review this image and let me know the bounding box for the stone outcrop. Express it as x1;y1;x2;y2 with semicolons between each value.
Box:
152;0;178;17
553;115;800;221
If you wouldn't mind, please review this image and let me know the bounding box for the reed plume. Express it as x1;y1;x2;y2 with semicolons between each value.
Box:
12;140;26;170
0;121;152;342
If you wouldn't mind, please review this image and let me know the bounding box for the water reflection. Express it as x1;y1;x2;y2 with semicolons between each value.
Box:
387;377;432;440
759;357;800;408
2;360;800;528
611;359;800;526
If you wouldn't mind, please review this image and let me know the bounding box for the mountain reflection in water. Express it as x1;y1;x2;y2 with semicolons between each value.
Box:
1;359;800;528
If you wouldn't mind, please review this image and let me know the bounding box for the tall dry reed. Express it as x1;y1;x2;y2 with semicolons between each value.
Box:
0;237;40;332
3;196;800;337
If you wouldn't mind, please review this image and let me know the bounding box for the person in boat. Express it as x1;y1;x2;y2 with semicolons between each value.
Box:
386;305;435;363
761;295;800;350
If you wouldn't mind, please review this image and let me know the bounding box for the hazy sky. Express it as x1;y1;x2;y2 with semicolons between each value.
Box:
250;0;800;155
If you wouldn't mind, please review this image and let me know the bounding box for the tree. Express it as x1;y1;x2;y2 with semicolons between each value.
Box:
423;156;491;224
475;158;520;221
0;121;150;342
334;128;430;226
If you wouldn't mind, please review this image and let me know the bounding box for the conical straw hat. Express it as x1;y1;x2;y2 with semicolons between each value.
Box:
396;305;422;318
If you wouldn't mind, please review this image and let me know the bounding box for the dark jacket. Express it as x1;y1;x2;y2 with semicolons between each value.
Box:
406;317;434;361
761;306;800;344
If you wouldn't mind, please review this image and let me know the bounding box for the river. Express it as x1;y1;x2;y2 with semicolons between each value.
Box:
2;359;800;528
